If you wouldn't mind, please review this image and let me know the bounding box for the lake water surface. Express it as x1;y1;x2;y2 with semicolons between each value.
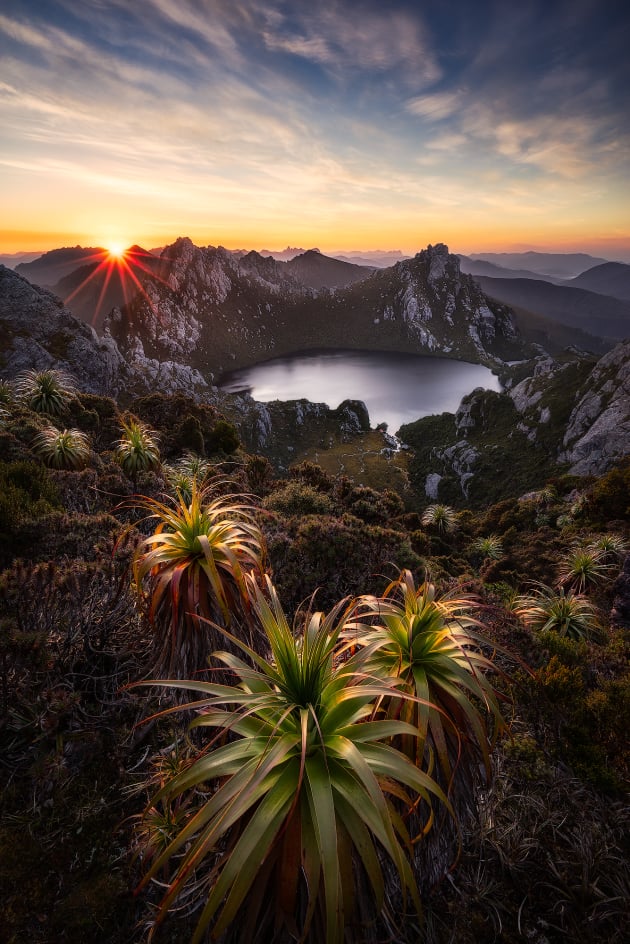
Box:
219;350;501;433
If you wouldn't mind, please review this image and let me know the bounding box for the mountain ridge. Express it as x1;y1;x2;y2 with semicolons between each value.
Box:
105;240;522;379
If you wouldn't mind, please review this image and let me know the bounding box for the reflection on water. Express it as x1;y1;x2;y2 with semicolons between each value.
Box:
219;350;501;433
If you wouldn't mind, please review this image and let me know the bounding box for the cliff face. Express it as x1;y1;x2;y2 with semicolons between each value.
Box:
0;265;209;399
0;265;126;395
558;340;630;474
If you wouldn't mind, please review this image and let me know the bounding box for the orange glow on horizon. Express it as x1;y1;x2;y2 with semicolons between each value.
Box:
106;242;127;260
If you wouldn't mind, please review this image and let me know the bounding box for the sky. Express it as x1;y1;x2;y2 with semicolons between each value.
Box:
1;0;630;260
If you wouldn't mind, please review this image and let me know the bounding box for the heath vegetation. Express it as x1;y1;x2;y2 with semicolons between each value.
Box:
0;387;627;944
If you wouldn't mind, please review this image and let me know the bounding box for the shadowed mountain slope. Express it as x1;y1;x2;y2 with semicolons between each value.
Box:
566;262;630;301
470;251;609;279
476;276;629;343
106;239;522;379
284;249;373;289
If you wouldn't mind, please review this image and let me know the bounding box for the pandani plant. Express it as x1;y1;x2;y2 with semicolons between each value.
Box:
514;582;600;641
116;414;161;482
346;570;508;796
421;503;459;535
134;574;450;944
130;482;267;679
14;367;77;416
556;546;615;593
32;425;91;470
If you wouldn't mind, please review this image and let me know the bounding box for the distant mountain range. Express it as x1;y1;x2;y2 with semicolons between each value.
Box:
458;255;563;283
15;246;106;286
0;250;44;268
475;276;629;344
566;262;630;301
14;245;162;330
469;251;611;280
283;249;373;289
259;248;408;268
2;254;629;480
6;241;628;378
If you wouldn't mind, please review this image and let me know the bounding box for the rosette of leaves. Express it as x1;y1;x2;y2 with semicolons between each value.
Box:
14;368;77;416
164;453;212;505
0;379;12;405
32;425;91;470
347;570;507;793
131;483;266;677
587;533;628;563
470;535;504;562
115;415;161;482
514;582;599;641
556;546;615;593
135;575;447;944
421;503;459;535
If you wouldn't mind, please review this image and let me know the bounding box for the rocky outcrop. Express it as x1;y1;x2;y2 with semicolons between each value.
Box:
558;340;630;475
0;265;209;400
218;393;371;470
0;265;126;395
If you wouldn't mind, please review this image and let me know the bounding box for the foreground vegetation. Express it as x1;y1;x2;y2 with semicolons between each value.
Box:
0;378;628;943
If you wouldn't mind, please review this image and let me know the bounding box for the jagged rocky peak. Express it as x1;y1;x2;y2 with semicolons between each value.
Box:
238;250;293;287
415;242;456;283
157;238;235;300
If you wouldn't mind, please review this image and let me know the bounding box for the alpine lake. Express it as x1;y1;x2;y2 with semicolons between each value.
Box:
219;349;501;434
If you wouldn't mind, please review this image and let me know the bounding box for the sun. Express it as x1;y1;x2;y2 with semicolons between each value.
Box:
106;241;126;260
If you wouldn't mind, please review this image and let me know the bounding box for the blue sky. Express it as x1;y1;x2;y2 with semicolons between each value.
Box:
1;0;629;258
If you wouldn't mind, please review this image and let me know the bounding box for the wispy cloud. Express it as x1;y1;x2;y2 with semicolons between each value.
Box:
406;92;461;120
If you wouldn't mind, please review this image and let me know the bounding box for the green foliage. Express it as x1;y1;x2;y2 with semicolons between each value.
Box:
206;418;240;455
32;426;91;470
400;392;559;510
0;379;12;404
163;452;212;504
588;532;628;561
350;570;507;788
13;368;77;416
587;459;630;523
421;503;459;535
135;576;446;944
343;484;405;524
289;459;334;491
515;583;600;641
130;484;266;678
263;480;336;516
557;546;615;593
0;460;61;564
470;534;504;561
115;415;160;481
174;414;205;454
244;454;276;496
265;513;421;612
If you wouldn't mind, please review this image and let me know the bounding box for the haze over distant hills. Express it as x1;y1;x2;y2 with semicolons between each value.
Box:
475;275;629;343
15;247;106;286
567;262;630;301
259;248;410;268
469;251;610;280
457;255;562;283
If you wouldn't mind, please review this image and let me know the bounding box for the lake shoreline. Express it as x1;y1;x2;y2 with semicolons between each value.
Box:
218;349;502;434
